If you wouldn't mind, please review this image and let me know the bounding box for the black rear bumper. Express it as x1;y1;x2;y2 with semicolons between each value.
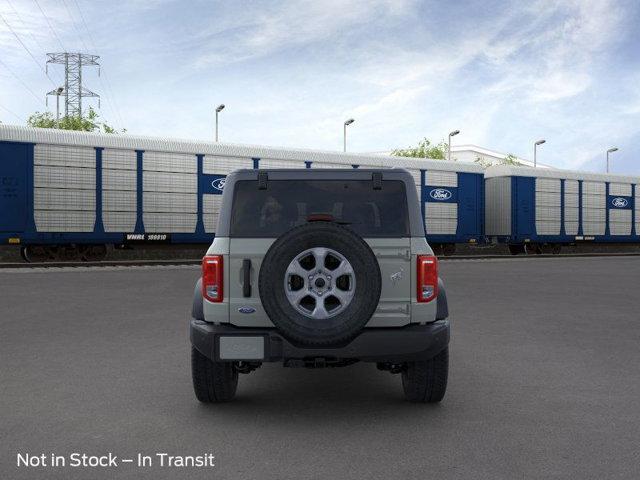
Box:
190;319;450;364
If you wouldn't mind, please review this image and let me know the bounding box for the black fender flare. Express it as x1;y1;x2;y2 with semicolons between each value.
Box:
436;277;448;320
192;278;204;320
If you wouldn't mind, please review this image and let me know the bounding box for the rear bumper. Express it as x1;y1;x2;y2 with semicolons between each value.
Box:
190;319;450;364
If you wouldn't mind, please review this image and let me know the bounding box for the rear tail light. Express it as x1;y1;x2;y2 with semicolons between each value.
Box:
417;255;438;303
202;255;223;302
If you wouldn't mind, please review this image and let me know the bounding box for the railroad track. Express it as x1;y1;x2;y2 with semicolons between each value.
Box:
2;252;640;269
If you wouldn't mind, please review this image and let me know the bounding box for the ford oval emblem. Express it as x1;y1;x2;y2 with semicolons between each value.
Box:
612;197;628;208
238;306;256;314
211;177;226;191
429;188;452;201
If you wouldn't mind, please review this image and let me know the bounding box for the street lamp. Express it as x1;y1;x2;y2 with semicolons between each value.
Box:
606;147;618;173
45;86;65;127
215;104;225;142
448;130;460;161
54;87;64;127
533;139;546;167
343;118;355;152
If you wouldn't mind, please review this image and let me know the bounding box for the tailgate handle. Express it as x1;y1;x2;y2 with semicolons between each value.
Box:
242;259;252;297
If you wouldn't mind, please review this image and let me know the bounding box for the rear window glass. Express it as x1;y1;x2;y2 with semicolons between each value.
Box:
229;180;409;237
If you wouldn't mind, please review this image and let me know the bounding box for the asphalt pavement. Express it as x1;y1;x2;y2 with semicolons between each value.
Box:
1;257;639;479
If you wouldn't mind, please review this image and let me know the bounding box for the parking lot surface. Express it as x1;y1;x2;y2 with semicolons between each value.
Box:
1;257;639;479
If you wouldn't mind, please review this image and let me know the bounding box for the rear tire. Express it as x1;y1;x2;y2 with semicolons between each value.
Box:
402;347;449;403
191;347;238;403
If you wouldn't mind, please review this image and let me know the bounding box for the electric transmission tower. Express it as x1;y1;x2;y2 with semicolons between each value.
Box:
46;53;100;118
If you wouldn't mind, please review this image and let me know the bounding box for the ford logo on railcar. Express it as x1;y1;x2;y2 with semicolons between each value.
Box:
612;197;628;208
211;178;226;191
238;306;256;314
429;188;452;201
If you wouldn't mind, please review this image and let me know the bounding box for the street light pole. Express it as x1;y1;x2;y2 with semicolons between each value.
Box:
606;147;618;173
534;139;546;167
55;87;63;127
343;118;354;152
448;130;460;161
215;104;225;142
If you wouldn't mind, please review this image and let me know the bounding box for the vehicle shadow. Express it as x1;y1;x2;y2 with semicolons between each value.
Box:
191;363;448;426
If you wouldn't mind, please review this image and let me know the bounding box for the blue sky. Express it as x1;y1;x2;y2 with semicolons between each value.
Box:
1;0;639;174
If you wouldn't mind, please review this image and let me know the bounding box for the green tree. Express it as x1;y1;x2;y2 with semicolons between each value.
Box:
474;153;523;169
391;138;449;160
27;107;124;133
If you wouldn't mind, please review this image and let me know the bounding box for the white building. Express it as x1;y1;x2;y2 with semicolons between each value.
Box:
369;145;553;169
450;144;552;169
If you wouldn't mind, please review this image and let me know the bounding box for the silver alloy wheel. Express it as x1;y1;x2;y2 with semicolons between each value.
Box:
284;247;356;319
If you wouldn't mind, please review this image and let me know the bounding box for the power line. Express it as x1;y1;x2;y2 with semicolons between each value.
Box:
0;103;24;122
0;12;58;88
5;0;65;85
60;0;90;52
0;57;46;105
69;0;125;128
33;0;67;52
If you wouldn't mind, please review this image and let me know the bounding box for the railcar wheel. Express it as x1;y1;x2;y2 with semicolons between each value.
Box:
540;244;554;254
442;244;456;256
524;243;542;255
79;244;107;262
508;244;524;255
22;245;49;263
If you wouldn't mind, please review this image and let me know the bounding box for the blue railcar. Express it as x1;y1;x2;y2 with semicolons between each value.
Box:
485;165;640;254
0;125;485;261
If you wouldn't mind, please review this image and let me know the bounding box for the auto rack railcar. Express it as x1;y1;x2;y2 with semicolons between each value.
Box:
485;165;640;254
0;125;484;261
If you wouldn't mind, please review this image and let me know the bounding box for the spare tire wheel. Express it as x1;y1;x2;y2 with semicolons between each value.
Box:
258;221;381;347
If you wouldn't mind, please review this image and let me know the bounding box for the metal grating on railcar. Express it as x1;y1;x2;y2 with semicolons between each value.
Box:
34;144;95;168
203;194;224;233
33;144;96;232
425;203;457;235
258;158;306;169
425;170;457;187
610;210;632;235
34;211;96;232
609;183;632;196
143;192;197;213
103;148;136;170
564;180;579;235
203;156;254;175
143;151;197;174
581;181;606;235
484;177;511;236
535;178;561;235
143;213;197;233
143;171;196;194
34;188;95;211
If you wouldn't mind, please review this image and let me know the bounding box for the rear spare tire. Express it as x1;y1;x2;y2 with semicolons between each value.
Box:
258;221;381;347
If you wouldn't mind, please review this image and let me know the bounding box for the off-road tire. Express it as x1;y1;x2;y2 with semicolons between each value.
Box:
402;347;449;403
191;347;238;403
259;221;381;347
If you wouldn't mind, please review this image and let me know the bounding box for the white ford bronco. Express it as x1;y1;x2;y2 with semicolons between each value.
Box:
190;169;450;402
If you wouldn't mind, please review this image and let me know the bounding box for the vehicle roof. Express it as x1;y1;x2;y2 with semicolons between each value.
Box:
0;124;484;174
